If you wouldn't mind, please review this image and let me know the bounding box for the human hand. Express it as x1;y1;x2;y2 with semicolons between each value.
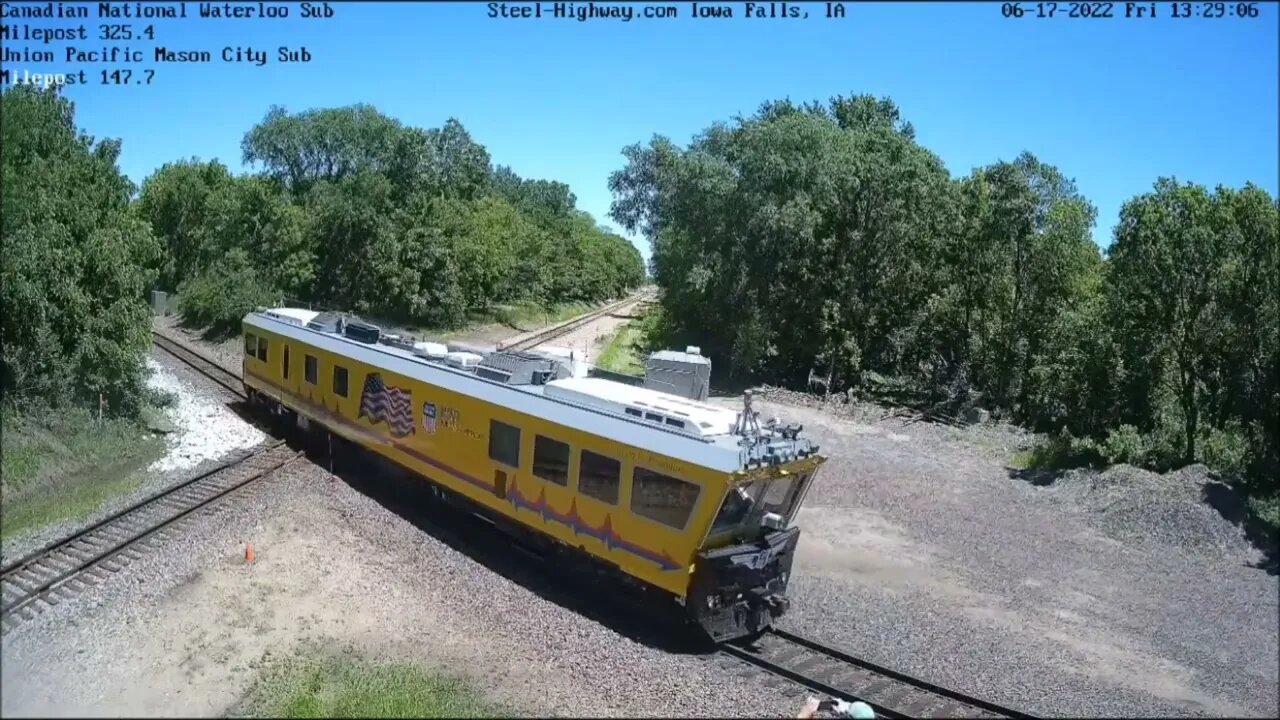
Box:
796;697;821;719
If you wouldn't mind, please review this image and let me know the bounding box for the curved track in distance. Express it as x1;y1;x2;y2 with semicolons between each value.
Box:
151;331;245;399
500;290;655;352
720;628;1037;719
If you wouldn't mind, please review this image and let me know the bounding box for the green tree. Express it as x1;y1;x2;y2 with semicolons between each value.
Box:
241;104;406;194
1;87;160;416
609;95;953;385
304;170;399;311
1108;178;1232;464
136;159;232;290
201;176;313;296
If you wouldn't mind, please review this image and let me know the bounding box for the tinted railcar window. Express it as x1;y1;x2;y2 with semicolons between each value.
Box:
304;355;318;385
625;408;642;417
245;332;256;356
257;337;267;361
489;420;521;468
579;450;620;505
631;467;700;530
533;435;570;486
333;366;349;397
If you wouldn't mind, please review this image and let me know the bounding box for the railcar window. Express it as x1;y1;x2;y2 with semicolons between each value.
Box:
711;479;765;534
631;467;700;530
283;346;290;379
644;412;662;423
257;337;267;361
625;408;642;417
333;366;349;397
664;417;685;429
489;420;521;468
762;472;808;519
763;475;796;511
579;450;620;504
245;332;256;356
304;355;318;385
532;435;570;486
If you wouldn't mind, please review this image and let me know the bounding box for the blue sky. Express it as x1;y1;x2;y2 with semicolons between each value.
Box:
8;0;1277;258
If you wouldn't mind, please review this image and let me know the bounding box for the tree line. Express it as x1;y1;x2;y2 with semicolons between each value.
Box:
144;103;645;331
609;94;1278;496
1;86;644;418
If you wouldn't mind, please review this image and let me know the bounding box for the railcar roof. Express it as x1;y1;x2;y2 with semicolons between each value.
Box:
544;377;738;435
243;308;820;472
263;307;320;326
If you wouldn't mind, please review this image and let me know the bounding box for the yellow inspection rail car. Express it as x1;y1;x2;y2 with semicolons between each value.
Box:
242;307;825;642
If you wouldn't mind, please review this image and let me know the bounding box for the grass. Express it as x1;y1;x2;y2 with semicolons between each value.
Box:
0;407;167;542
491;300;594;332
596;322;646;374
1008;433;1105;472
1009;449;1037;470
234;646;500;719
372;300;597;342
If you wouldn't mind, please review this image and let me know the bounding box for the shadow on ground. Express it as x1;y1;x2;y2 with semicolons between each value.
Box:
1201;480;1280;575
290;431;717;656
1006;465;1279;576
1005;467;1062;488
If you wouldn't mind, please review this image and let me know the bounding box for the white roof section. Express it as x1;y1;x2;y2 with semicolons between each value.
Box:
649;350;711;365
543;377;737;438
263;307;320;327
445;351;484;367
412;342;449;358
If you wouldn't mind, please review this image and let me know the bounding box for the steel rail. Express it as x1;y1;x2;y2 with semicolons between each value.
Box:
0;444;299;628
720;628;1037;719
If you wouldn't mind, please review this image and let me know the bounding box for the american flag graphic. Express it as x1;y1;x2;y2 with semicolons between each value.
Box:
357;373;415;437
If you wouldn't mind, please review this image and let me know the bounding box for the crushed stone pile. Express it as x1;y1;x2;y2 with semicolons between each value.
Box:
144;358;267;474
1047;463;1257;558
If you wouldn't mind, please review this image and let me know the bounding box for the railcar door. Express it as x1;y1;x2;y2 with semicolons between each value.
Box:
494;469;508;500
487;418;521;504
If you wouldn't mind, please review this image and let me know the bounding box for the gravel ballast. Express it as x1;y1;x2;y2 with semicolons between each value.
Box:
145;357;267;474
733;387;1278;718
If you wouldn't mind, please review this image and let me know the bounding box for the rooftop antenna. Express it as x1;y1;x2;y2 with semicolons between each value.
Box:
733;389;762;439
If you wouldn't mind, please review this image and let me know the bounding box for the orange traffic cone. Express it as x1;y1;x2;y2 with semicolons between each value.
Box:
245;542;255;563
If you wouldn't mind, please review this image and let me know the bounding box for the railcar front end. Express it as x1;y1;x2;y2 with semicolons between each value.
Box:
687;454;824;643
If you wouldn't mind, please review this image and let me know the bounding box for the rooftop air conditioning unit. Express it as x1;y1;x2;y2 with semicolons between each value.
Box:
412;341;449;360
445;351;483;370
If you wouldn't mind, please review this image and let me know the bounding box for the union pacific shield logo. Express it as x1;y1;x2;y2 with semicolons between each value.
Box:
423;402;437;434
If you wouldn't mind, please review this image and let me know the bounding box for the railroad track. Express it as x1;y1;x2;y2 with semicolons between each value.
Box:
500;289;654;352
151;331;245;399
720;629;1035;719
0;441;300;633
